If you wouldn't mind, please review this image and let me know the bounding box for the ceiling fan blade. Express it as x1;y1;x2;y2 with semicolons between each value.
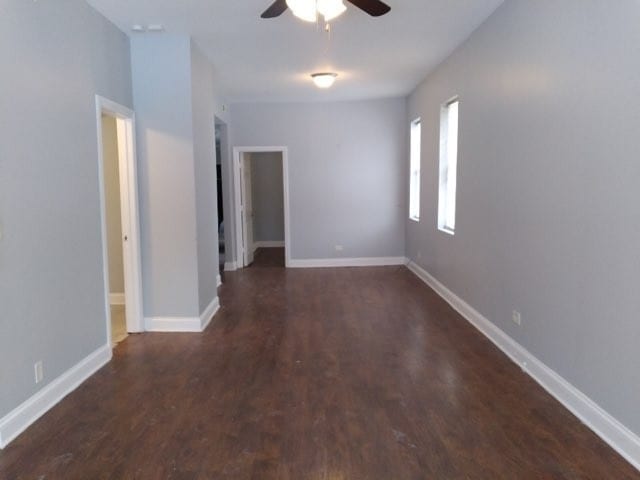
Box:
346;0;391;17
261;0;288;18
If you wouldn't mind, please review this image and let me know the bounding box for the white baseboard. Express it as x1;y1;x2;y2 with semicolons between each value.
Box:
145;297;219;333
406;260;640;472
288;257;408;269
144;317;203;332
109;293;125;305
0;344;112;449
200;296;220;332
216;275;222;288
224;261;237;272
253;241;285;249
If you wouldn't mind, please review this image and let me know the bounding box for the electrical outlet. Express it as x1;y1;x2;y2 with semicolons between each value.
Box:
512;310;522;326
34;361;43;384
335;245;344;252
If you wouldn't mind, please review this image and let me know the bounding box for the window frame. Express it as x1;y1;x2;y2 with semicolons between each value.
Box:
438;97;459;235
409;117;422;222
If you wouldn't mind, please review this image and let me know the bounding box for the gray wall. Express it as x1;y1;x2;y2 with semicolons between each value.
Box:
406;0;640;436
131;35;225;318
250;153;284;243
230;98;407;260
131;35;200;318
0;0;132;418
102;115;125;294
191;44;219;313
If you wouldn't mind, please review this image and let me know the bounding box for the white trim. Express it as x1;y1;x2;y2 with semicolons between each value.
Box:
224;261;237;272
283;152;292;269
406;260;640;472
289;257;408;269
0;345;112;449
216;275;222;288
96;96;144;337
253;240;285;249
233;147;292;269
144;297;219;333
109;293;125;306
200;296;220;332
144;317;204;333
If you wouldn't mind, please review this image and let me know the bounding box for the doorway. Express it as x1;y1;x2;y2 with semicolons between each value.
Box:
101;114;127;344
96;96;144;344
233;147;291;268
215;120;226;275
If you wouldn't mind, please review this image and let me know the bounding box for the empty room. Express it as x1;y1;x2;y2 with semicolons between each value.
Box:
1;1;639;478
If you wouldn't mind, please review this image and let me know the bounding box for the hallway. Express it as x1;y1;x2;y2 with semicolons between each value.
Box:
0;266;637;479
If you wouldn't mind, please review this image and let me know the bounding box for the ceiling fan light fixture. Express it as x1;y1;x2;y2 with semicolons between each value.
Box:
311;72;338;89
317;0;347;21
286;0;317;22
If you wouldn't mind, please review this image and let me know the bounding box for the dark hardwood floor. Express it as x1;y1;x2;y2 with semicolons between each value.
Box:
1;263;638;479
251;247;285;268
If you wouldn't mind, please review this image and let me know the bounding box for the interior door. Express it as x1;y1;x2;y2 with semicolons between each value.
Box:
242;155;254;265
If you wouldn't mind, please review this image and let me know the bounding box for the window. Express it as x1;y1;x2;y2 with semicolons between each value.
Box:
438;98;459;234
409;118;421;221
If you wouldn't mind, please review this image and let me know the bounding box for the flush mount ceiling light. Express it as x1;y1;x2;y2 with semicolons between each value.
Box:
285;0;347;22
311;72;338;89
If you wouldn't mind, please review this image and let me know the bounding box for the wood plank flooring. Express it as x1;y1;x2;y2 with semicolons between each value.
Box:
251;247;285;268
1;260;638;479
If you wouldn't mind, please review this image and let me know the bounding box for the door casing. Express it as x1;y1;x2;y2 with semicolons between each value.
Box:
95;95;145;339
232;147;291;268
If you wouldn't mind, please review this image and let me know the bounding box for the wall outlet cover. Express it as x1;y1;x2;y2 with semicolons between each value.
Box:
512;311;522;326
34;361;44;384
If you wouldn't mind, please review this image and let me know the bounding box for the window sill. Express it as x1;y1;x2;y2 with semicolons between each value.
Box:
409;216;420;223
438;226;455;236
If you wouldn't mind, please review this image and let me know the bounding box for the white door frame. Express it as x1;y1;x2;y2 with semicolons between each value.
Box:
95;95;145;340
233;147;291;268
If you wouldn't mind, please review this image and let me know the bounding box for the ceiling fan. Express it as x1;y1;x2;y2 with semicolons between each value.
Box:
261;0;391;21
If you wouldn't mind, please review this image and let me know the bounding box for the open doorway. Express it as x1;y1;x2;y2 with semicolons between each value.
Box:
101;114;127;344
233;147;291;268
215;120;226;275
96;96;144;345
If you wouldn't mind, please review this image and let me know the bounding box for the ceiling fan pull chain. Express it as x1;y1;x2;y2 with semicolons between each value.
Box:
324;21;332;56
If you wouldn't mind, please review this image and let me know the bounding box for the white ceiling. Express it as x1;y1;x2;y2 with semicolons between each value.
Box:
86;0;504;102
